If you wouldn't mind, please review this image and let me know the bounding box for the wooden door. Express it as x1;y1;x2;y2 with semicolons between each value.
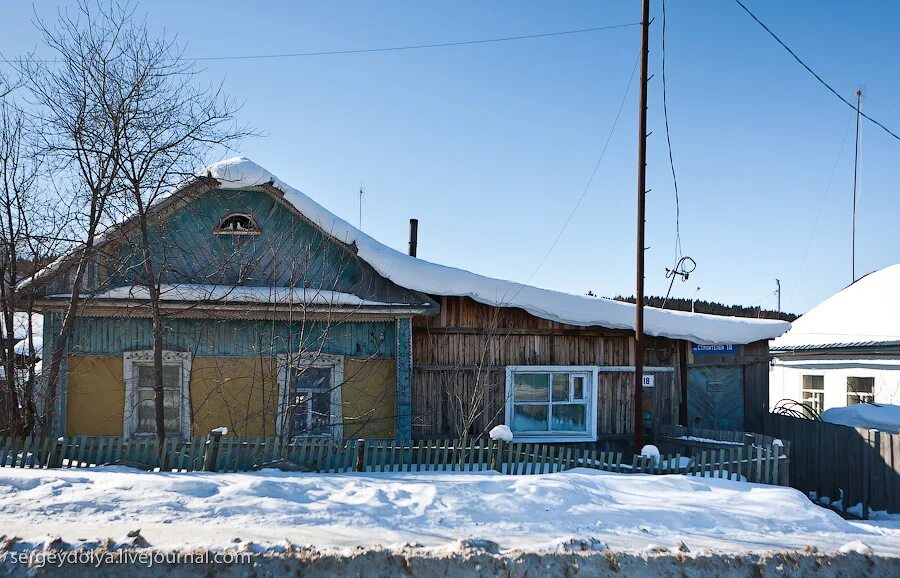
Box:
687;366;744;431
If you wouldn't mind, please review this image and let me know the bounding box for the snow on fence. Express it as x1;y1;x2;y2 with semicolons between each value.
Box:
0;435;787;485
658;424;791;487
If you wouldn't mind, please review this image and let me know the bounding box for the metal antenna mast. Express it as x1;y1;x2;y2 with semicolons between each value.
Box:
852;90;862;283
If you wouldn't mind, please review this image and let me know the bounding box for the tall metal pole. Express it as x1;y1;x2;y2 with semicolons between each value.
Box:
852;90;862;284
634;0;651;452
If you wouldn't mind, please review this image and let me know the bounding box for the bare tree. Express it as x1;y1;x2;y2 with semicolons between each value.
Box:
18;1;132;436
90;3;247;458
436;305;509;445
0;95;60;436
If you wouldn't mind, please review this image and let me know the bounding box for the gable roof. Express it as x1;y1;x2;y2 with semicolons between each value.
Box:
772;263;900;351
189;157;787;345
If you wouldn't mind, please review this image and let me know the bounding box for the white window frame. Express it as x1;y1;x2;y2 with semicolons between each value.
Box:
504;365;598;443
277;353;344;440
801;374;825;413
123;350;192;440
847;376;875;405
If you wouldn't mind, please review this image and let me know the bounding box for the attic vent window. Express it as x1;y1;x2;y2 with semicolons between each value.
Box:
215;213;259;235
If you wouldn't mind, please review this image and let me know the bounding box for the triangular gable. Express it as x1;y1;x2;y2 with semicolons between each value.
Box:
28;179;435;309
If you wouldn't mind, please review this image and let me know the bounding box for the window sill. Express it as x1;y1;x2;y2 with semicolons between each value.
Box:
510;433;597;443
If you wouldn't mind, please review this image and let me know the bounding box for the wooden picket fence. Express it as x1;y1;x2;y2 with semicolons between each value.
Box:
0;435;787;485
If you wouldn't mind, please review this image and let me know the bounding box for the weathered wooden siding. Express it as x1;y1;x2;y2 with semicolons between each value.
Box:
686;340;771;433
51;315;395;358
411;297;682;439
40;188;433;307
45;313;400;436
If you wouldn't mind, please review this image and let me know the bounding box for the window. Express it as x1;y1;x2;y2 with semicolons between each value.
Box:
847;377;875;405
802;375;824;413
123;350;192;439
215;213;259;235
505;366;597;442
278;354;343;439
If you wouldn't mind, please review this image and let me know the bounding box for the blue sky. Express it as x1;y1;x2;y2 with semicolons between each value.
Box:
2;1;898;314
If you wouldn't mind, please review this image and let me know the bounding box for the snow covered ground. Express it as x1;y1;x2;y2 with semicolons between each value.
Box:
0;467;897;557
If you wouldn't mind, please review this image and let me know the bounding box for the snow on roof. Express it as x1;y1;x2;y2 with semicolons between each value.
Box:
202;157;789;345
49;284;420;308
772;263;900;350
820;404;900;433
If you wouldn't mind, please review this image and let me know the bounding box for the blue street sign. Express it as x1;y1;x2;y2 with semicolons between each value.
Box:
691;343;738;355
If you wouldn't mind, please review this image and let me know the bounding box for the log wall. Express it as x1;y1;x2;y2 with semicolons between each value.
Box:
412;296;684;439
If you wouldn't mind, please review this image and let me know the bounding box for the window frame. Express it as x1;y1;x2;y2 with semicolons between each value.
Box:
847;376;875;406
801;374;825;413
123;350;192;440
214;213;260;235
277;353;344;440
504;365;598;443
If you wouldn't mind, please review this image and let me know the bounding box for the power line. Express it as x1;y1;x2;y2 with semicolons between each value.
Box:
519;54;641;289
660;0;695;309
733;0;900;142
661;0;682;262
1;23;640;64
786;117;853;309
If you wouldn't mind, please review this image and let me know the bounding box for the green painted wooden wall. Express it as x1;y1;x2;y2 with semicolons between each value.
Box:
46;314;395;358
108;189;363;290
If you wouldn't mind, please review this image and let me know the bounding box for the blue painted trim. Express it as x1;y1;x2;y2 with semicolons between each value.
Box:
394;317;412;443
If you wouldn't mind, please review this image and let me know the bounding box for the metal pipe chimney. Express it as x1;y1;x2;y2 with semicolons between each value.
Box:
408;218;418;257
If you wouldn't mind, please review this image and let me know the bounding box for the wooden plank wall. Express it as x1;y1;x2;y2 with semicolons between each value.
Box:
412;296;682;439
762;413;900;514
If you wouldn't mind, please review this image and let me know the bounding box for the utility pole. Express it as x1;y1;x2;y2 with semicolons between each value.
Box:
852;90;862;284
633;0;651;452
775;279;781;314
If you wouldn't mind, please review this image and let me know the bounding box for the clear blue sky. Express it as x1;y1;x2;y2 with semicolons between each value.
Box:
2;1;898;314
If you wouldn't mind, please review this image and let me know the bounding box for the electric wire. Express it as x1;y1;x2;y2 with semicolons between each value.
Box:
660;0;695;309
1;23;640;64
786;118;853;309
516;54;641;295
733;0;900;143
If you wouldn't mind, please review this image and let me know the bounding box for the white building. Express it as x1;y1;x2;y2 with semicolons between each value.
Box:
770;263;900;414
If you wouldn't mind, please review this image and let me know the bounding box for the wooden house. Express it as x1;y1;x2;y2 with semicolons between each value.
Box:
25;158;790;444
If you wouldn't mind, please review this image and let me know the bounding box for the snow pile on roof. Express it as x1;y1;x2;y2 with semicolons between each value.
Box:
773;263;900;349
202;157;790;345
820;404;900;433
1;467;896;555
51;284;421;307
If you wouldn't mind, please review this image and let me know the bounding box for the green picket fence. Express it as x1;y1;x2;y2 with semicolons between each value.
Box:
0;435;786;486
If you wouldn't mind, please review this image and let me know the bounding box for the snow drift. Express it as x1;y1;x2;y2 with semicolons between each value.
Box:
0;467;896;556
820;404;900;433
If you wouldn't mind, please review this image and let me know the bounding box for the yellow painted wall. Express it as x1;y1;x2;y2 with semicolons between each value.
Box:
65;355;397;439
66;356;126;436
342;358;396;439
190;357;278;437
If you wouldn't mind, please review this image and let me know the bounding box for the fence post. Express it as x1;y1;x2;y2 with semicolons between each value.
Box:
491;440;504;472
46;437;64;469
202;430;223;472
354;439;366;472
862;431;871;520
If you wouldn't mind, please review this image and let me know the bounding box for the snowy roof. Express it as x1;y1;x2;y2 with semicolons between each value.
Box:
196;157;789;345
47;284;422;308
772;263;900;350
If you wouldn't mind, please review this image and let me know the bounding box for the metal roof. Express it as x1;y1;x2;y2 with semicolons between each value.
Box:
771;339;900;353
